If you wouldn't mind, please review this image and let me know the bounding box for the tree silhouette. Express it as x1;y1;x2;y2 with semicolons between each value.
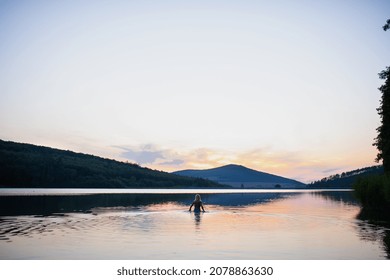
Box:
373;19;390;172
383;19;390;31
374;67;390;172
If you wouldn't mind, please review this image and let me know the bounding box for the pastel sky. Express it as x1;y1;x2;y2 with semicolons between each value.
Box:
1;0;390;183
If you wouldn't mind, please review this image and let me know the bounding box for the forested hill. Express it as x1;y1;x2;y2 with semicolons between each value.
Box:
173;164;305;188
308;165;384;188
0;140;223;188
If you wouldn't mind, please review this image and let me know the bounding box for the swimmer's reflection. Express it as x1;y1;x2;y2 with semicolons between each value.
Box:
192;211;203;228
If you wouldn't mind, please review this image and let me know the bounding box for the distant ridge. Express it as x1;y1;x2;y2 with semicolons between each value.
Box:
173;164;305;188
308;165;384;189
0;139;223;188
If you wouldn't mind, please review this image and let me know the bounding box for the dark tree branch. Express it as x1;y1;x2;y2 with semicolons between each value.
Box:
383;19;390;31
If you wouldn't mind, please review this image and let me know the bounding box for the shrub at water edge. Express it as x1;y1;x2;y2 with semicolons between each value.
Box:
353;174;390;210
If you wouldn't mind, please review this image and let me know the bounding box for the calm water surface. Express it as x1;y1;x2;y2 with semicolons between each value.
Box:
0;189;389;259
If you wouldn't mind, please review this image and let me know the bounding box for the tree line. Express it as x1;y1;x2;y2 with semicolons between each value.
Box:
0;140;223;189
308;165;383;189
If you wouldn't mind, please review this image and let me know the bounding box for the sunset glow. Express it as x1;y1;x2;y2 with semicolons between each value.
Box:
1;0;389;182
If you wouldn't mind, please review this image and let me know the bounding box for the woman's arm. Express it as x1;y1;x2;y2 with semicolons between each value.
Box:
189;202;194;211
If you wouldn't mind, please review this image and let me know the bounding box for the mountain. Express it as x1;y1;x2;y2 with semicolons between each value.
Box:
0;139;223;188
173;164;306;188
308;165;384;189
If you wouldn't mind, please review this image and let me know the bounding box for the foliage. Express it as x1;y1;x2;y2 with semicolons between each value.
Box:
373;20;390;172
353;174;390;210
308;165;383;188
383;19;390;31
0;140;223;188
355;20;390;212
373;67;390;172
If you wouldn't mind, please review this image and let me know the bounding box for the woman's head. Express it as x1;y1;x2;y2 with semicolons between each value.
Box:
195;194;201;201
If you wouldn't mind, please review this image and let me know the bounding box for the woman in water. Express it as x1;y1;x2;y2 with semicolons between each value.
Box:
189;194;205;212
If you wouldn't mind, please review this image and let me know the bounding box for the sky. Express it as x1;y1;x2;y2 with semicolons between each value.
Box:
1;0;390;183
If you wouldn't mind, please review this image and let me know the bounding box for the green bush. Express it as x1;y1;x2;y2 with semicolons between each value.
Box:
353;174;390;209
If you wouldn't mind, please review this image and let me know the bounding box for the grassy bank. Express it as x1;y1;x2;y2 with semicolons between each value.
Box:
353;174;390;210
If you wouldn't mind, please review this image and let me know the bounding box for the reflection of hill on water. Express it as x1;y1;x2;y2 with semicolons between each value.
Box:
312;190;390;259
201;193;296;206
309;191;359;206
310;191;390;259
356;208;390;259
0;192;296;216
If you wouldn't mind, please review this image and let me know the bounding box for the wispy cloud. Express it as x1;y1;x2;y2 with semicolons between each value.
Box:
115;144;185;167
322;167;344;174
159;159;185;166
121;149;164;165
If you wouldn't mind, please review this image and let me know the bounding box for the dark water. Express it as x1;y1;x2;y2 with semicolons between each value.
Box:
0;189;389;259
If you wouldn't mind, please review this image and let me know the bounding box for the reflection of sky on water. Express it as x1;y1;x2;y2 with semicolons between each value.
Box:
0;192;297;216
0;191;389;259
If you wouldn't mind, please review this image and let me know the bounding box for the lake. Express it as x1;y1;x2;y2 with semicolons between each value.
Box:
0;189;389;259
